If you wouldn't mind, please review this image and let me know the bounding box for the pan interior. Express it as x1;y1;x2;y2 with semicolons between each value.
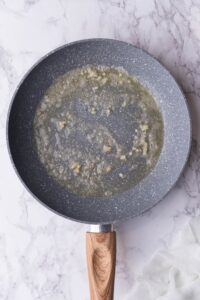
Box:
34;65;163;197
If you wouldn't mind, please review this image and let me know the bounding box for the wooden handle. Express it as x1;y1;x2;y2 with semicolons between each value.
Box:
86;231;116;300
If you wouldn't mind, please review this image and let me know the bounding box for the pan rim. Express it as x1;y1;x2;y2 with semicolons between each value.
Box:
6;38;192;224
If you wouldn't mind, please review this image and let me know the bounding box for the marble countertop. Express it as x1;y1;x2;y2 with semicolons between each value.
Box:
0;0;200;299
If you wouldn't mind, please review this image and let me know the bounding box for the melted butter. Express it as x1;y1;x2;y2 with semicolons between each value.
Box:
34;65;164;197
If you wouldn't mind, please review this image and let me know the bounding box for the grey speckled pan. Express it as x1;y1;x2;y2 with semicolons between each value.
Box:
7;39;191;299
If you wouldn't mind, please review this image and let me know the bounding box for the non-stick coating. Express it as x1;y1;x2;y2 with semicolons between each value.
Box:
7;39;191;224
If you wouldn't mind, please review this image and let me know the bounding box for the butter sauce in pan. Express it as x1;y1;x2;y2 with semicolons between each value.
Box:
34;65;163;197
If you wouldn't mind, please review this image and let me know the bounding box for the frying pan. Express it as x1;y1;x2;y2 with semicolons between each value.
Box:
7;39;191;299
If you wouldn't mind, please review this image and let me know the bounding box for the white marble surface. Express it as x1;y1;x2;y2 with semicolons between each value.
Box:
0;0;200;299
